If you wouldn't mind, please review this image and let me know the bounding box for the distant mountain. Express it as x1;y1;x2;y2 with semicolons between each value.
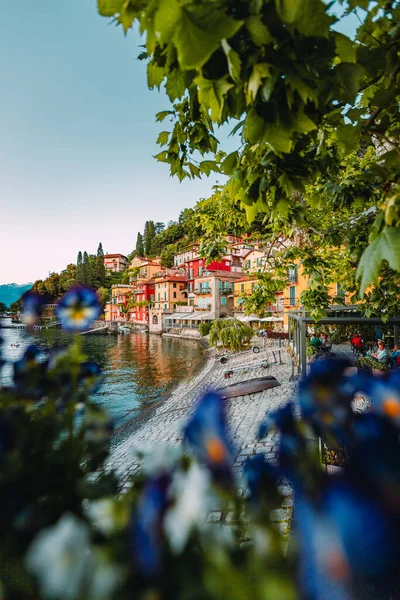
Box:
0;283;32;307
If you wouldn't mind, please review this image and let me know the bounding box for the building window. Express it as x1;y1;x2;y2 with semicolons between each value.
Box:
164;292;167;300
221;297;227;306
164;304;167;310
289;286;296;306
157;293;160;301
173;283;177;288
241;283;245;292
164;283;167;288
158;284;160;289
173;292;177;298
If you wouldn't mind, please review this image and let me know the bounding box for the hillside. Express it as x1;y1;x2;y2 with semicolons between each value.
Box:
0;283;32;307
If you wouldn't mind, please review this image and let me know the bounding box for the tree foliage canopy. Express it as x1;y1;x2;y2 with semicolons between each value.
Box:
98;0;400;317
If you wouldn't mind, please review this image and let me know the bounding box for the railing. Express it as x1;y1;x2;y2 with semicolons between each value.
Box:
288;273;298;283
194;288;211;295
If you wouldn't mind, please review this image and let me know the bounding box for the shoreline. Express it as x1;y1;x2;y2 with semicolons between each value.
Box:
110;346;211;449
108;343;296;483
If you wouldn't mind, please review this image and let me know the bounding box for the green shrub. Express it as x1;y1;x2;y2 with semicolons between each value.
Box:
199;322;212;336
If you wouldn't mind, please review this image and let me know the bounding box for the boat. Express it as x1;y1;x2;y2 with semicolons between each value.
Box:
218;376;280;399
117;326;131;334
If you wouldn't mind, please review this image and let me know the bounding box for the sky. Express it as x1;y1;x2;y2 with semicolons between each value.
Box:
0;2;358;285
0;1;232;284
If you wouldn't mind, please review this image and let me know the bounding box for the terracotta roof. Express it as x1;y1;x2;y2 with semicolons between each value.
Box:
233;276;254;283
154;275;187;283
104;254;128;259
196;270;246;279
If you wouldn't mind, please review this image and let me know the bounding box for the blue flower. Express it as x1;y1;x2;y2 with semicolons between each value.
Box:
55;286;101;332
79;362;104;394
13;345;48;398
184;392;235;485
21;291;44;327
244;454;281;510
130;475;171;579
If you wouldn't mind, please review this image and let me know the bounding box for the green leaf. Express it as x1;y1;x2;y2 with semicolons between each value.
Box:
336;124;361;153
264;123;293;153
165;69;186;101
334;63;365;103
223;44;242;83
173;7;243;69
195;76;233;121
200;160;220;176
246;63;270;104
335;33;357;63
155;110;173;122
292;111;317;135
357;228;400;296
275;0;333;37
97;0;124;17
156;131;170;146
246;16;274;46
244;108;267;144
147;63;165;88
154;0;182;43
221;151;239;175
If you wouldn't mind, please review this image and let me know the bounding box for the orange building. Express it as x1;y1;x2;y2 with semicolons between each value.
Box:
153;274;188;311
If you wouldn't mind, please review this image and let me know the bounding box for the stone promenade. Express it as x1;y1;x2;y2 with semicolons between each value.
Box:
108;343;297;533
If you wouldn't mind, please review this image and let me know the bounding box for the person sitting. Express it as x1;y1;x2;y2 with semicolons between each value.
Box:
369;340;390;365
351;332;364;348
320;332;332;349
390;345;400;368
310;334;322;349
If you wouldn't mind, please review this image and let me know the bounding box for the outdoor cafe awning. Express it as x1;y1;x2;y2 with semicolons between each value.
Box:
186;311;216;321
237;315;261;322
164;312;194;321
259;316;284;322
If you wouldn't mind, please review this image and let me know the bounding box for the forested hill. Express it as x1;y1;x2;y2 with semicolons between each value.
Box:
0;283;32;307
18;192;264;312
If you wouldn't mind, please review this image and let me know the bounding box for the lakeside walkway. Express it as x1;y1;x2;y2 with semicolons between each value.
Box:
108;343;296;532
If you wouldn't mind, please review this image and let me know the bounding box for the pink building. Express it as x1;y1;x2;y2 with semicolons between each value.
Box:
104;253;128;273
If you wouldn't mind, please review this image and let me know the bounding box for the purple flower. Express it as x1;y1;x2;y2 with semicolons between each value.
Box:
184;392;235;485
131;475;171;579
21;291;44;327
55;286;101;332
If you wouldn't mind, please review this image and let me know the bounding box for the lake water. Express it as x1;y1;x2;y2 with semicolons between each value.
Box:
0;319;205;431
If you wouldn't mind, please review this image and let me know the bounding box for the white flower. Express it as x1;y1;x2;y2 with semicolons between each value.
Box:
88;550;123;599
164;463;211;553
25;513;92;600
84;498;116;536
132;443;182;476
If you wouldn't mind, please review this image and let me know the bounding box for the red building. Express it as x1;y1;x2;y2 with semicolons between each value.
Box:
128;278;155;324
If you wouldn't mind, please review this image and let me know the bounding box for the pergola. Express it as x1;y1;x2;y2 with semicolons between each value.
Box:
288;307;400;377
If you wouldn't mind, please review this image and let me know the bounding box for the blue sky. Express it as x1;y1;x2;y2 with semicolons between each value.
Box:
0;1;358;284
0;0;229;283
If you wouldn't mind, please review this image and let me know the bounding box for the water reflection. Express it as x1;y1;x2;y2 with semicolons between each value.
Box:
0;320;204;427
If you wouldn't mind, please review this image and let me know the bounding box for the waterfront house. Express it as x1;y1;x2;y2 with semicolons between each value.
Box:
104;284;134;321
153;274;188;311
189;270;245;318
104;253;128;273
128;278;155;325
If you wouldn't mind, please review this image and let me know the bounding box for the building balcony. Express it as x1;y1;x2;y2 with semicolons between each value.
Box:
219;288;233;295
193;288;211;295
288;274;298;283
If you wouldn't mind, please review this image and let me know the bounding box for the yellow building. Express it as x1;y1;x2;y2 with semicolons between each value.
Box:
233;263;350;330
153;275;188;311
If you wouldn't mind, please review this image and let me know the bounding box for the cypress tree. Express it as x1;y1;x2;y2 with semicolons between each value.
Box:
82;251;89;286
144;221;156;256
96;243;106;286
135;232;145;256
76;251;84;284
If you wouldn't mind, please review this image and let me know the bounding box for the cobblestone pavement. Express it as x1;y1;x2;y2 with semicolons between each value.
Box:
107;343;297;536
